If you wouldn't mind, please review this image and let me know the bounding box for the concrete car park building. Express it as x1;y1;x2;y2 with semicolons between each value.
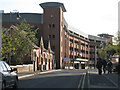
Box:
2;2;113;69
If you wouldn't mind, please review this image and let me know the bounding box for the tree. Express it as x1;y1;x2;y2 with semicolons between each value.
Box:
98;47;107;60
98;43;116;61
2;20;39;65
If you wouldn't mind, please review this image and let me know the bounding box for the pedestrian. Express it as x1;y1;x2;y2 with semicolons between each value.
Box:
102;59;107;74
96;59;103;75
107;60;113;74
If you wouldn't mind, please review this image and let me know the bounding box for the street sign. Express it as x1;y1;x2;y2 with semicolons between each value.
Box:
34;53;37;57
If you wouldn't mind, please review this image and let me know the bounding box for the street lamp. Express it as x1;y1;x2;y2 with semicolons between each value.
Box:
9;10;21;27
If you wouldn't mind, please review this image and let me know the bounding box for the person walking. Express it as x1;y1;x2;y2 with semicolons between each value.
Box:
96;59;103;75
102;59;107;74
107;60;113;74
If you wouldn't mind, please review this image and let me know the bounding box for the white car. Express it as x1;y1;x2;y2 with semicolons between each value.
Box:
0;61;18;89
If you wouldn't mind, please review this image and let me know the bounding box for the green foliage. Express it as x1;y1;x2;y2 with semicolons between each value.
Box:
98;43;116;60
115;31;120;55
2;20;39;64
98;47;107;60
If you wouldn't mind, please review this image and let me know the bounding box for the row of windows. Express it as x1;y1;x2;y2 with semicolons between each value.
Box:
69;55;88;59
49;35;55;39
90;52;98;54
48;24;55;29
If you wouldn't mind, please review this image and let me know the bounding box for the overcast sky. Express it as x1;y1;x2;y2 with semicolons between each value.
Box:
0;0;119;36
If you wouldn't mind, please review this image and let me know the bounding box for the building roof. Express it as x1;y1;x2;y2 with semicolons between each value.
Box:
2;13;43;24
68;25;88;38
40;2;66;12
88;35;107;42
98;33;114;38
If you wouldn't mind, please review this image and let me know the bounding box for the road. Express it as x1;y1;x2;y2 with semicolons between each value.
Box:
18;69;88;88
18;69;120;89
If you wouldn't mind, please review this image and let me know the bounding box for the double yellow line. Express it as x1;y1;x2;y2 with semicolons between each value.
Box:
78;73;86;89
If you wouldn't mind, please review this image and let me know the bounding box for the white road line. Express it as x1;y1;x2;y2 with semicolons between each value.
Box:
78;73;86;89
78;75;83;88
87;70;90;89
18;69;62;79
81;74;86;89
18;74;34;79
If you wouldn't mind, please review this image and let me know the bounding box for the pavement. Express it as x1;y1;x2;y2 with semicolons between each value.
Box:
87;68;120;89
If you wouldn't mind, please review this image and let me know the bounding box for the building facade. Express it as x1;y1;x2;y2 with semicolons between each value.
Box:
2;2;112;69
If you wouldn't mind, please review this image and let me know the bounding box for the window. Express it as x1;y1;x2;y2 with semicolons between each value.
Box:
49;35;51;39
52;46;55;51
48;24;51;28
53;35;55;39
3;62;11;71
51;46;55;51
48;24;55;28
0;62;7;71
70;39;73;43
53;24;55;28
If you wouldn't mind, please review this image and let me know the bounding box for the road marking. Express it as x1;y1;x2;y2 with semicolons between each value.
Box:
18;69;62;79
81;73;86;90
87;70;90;89
18;74;34;79
78;74;83;88
78;73;86;89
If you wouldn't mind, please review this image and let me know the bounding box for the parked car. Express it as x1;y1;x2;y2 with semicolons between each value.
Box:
0;61;18;89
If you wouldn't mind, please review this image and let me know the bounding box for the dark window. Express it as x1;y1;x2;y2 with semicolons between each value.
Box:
70;47;73;51
49;35;51;39
70;39;73;43
53;24;55;28
52;46;55;51
48;24;51;28
86;45;88;48
86;51;88;54
53;35;55;39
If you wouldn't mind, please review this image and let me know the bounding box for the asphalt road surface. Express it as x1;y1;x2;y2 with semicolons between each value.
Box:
18;69;88;88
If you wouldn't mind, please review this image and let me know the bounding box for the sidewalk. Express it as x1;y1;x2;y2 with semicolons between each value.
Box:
18;69;62;79
88;68;120;89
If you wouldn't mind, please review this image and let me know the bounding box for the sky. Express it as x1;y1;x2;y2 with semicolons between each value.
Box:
0;0;120;36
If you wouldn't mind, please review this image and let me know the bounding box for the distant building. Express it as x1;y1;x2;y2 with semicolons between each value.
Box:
88;35;107;67
98;33;114;43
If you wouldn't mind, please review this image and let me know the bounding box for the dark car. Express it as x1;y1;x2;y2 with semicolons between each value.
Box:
0;61;18;89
